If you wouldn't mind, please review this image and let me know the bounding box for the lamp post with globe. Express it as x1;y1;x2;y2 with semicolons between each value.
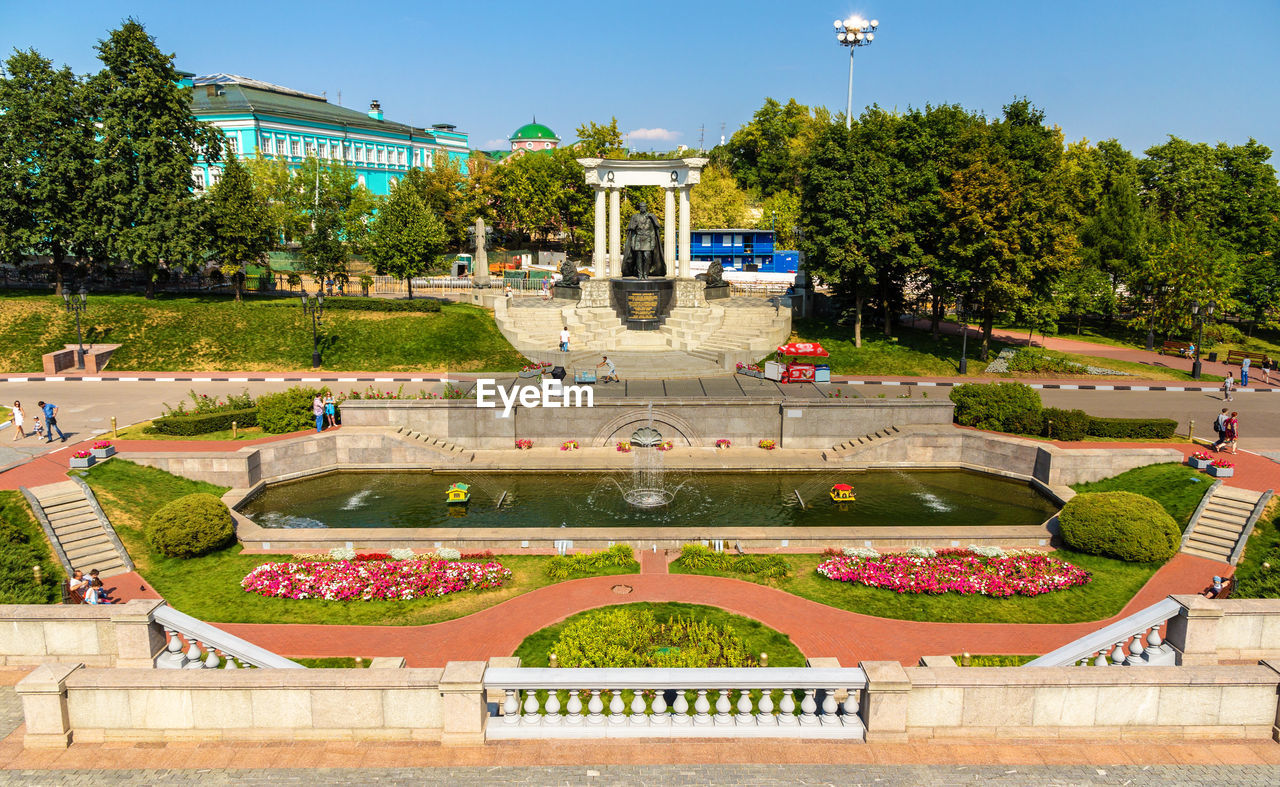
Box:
833;15;879;130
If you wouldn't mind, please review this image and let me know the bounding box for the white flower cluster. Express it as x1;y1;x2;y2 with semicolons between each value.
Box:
434;547;462;560
328;547;357;561
967;545;1007;558
842;547;881;559
389;548;415;560
906;546;937;558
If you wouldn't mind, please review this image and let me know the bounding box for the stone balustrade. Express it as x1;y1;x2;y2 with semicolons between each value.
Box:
1026;597;1182;667
152;604;302;670
484;665;866;739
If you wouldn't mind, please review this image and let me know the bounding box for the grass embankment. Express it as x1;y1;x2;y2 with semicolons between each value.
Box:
0;490;62;604
1069;462;1211;531
0;405;11;422
1232;505;1280;598
953;654;1037;667
671;550;1156;625
992;316;1275;369
0;291;525;372
79;460;634;626
111;421;266;442
513;602;806;668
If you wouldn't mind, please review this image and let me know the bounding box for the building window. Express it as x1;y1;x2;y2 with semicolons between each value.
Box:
397;149;405;166
377;148;386;164
305;140;316;157
733;234;743;246
318;141;327;159
701;234;711;246
192;169;206;191
209;169;221;187
357;174;366;187
225;136;238;157
289;139;300;157
356;146;365;163
260;135;273;155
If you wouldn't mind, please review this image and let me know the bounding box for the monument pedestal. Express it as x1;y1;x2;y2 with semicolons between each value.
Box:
610;278;674;331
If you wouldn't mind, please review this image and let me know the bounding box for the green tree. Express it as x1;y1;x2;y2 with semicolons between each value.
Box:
1130;219;1238;340
202;153;272;302
366;176;447;299
719;98;815;196
293;156;376;284
574;118;624;157
690;164;749;230
0;50;101;293
90;19;223;297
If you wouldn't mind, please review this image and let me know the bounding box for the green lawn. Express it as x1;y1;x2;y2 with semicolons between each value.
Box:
953;654;1037;667
78;460;634;625
0;405;11;422
112;421;266;442
671;550;1158;625
0;490;62;604
1070;462;1212;531
993;316;1280;366
792;319;1005;376
0;291;525;372
512;602;807;668
293;657;372;668
1232;507;1279;598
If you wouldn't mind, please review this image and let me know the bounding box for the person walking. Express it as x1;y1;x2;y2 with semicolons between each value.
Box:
1222;373;1234;402
37;401;66;442
559;326;570;353
10;401;25;440
1224;411;1239;455
1212;407;1229;451
1241;356;1251;386
312;395;325;433
1264;358;1274;386
324;393;337;428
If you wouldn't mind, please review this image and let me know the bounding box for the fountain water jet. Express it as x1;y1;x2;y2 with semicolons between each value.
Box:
623;403;676;508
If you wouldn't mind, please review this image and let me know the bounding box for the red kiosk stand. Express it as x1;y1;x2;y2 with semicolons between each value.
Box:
766;342;829;383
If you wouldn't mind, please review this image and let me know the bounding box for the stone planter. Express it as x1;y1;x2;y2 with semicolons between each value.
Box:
1208;465;1235;478
91;446;115;460
1187;456;1211;470
69;455;95;469
517;369;544;379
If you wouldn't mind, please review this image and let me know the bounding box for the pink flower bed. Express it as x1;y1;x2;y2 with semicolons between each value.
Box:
241;559;513;601
816;550;1091;598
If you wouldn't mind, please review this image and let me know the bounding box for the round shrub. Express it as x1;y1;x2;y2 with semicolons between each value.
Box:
256;386;326;434
146;493;236;558
1058;491;1180;563
949;382;1042;432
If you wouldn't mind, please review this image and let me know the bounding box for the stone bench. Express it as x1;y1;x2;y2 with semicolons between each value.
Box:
41;344;121;374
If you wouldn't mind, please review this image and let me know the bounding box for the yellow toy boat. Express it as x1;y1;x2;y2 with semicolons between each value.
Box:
445;482;471;504
830;483;856;503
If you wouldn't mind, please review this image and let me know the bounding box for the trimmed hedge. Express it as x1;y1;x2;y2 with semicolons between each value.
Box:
1058;491;1180;563
949;383;1043;433
318;297;441;313
256;386;327;434
145;407;258;436
1041;407;1090;441
146;493;236;559
544;544;638;581
1085;416;1177;440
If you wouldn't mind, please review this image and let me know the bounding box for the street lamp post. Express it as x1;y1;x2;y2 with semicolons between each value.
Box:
301;291;324;368
62;286;88;370
1190;299;1214;380
957;294;969;375
832;15;879;130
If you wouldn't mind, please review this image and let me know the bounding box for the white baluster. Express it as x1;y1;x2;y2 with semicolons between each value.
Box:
757;689;776;725
799;689;819;726
714;689;732;725
629;691;647;725
735;689;754;725
1127;633;1146;663
650;691;669;725
1109;643;1126;665
587;690;605;725
608;690;626;725
183;639;205;670
1147;625;1163;648
1092;651;1108;667
693;690;712;726
777;690;798;725
156;629;186;669
503;689;520;725
820;689;838;724
842;688;859;723
671;691;691;726
203;649;221;670
224;656;239;670
521;690;541;725
544;690;562;726
566;691;584;726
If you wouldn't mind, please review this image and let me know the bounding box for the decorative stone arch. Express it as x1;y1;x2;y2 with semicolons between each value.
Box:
591;408;704;447
577;157;708;281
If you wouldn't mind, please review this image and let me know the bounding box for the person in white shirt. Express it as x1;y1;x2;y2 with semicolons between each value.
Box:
559;327;570;353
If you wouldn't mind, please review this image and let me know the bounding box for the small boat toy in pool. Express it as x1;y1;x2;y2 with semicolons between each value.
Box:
445;482;471;504
829;483;856;503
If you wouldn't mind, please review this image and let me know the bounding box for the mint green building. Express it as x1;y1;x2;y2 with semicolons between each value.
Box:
187;74;469;196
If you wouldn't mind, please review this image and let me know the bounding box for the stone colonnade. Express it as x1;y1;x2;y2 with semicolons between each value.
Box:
577;157;707;280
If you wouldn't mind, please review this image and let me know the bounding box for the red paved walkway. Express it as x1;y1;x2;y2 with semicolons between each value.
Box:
219;552;1225;667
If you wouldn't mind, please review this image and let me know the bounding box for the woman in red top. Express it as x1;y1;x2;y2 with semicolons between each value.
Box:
1224;412;1239;455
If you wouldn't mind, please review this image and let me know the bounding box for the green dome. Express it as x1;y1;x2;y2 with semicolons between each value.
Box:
510;122;559;142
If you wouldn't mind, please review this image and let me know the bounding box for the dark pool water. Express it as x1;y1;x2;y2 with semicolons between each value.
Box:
240;469;1057;530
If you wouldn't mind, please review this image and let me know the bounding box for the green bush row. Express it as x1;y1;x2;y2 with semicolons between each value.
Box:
146;407;259;436
318;297;441;313
676;544;790;580
543;544;638;581
950;384;1177;440
256;386;328;434
0;493;61;604
1058;491;1180;563
552;607;759;668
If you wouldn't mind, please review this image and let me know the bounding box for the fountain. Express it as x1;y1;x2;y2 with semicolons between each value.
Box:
622;404;676;508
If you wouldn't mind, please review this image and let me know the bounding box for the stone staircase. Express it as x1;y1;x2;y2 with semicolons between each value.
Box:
826;426;903;460
392;426;472;459
23;480;133;578
1181;485;1271;563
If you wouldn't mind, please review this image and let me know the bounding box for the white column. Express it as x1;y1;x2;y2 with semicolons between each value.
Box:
678;186;692;279
664;187;677;278
593;187;606;279
608;187;622;278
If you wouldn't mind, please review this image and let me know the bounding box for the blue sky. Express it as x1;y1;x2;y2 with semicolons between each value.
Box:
4;0;1278;157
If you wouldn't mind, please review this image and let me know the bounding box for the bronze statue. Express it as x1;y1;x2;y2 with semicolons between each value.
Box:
558;258;582;287
696;260;725;287
622;201;665;279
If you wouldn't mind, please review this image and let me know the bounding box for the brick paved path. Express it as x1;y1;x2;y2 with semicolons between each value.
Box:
220;551;1224;667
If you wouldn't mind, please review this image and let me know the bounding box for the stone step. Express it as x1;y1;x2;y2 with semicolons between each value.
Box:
1214;487;1264;504
92;559;129;579
54;524;108;545
1194;521;1244;539
37;494;84;509
1188;530;1237;550
1182;545;1231;562
47;508;97;526
1204;496;1253;512
65;537;114;561
1198;511;1249;528
42;498;92;515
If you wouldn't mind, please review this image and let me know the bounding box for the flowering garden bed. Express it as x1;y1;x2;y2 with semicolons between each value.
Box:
816;549;1091;598
241;558;513;601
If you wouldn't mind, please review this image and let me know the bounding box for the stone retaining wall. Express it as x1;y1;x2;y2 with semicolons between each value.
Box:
0;601;163;668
